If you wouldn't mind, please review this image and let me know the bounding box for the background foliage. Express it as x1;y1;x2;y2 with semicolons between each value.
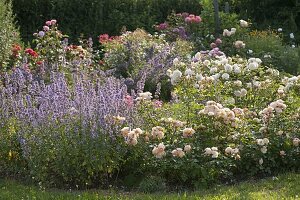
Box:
0;0;20;70
12;0;202;43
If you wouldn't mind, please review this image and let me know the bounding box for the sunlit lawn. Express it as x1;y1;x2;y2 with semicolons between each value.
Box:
0;173;299;199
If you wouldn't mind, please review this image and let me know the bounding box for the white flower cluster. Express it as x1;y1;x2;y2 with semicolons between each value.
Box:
266;68;280;77
246;58;262;71
151;126;165;139
121;127;143;146
204;147;219;158
167;69;183;85
136;92;152;101
281;75;300;91
256;138;269;154
223;28;236;37
182;127;195;138
234;88;247;97
152;143;166;158
239;20;249;28
225;147;241;159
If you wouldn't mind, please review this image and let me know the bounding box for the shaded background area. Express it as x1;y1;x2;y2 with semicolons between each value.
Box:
12;0;202;43
11;0;300;44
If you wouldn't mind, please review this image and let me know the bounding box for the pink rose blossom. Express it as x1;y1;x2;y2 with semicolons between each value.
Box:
215;38;222;45
43;26;50;31
195;16;202;23
45;21;52;26
124;95;134;107
210;43;217;49
51;19;57;25
185;17;192;23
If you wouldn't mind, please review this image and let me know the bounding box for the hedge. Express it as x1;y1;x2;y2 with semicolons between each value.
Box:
12;0;202;43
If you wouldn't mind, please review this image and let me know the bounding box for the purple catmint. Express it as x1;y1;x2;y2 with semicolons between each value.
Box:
0;69;137;158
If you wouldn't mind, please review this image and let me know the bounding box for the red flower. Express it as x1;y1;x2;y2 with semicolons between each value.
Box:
99;60;105;65
70;45;78;49
12;44;22;57
25;48;38;58
25;48;34;54
12;44;21;52
36;61;43;65
99;34;110;43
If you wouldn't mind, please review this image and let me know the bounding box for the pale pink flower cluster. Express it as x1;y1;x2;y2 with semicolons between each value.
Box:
257;138;269;154
234;40;246;49
152;143;166;158
185;14;202;23
199;101;223;116
199;101;239;126
232;108;245;117
197;76;215;87
121;127;143;146
277;86;285;97
293;138;300;146
184;145;192;153
204;147;219;158
160;118;186;128
44;19;57;32
269;99;287;114
223;28;236;36
171;148;185;158
260;106;275;122
112;115;126;124
225;147;239;154
121;127;130;137
260;100;287;122
151;126;165;139
279;150;286;156
182;128;195;137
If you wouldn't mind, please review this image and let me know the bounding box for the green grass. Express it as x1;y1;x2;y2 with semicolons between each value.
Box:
0;173;300;199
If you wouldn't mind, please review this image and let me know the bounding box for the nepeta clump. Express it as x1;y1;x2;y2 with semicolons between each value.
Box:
0;68;138;188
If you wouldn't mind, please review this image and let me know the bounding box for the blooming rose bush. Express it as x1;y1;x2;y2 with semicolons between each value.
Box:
6;20;97;81
119;53;300;187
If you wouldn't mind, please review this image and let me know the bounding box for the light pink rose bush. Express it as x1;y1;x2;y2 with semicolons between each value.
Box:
119;52;300;188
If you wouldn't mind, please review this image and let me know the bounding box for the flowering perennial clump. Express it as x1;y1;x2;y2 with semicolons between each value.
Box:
204;147;219;158
152;143;166;158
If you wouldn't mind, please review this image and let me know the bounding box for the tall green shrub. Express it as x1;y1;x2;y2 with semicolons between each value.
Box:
0;0;20;70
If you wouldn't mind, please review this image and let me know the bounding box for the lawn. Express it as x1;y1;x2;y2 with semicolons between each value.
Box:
0;173;299;200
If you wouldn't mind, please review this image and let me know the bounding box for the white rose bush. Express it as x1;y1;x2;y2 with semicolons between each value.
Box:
119;52;300;188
